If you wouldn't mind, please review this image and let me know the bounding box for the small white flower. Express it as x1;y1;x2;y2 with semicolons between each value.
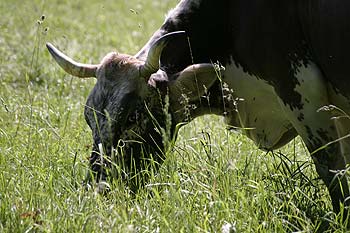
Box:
221;221;236;233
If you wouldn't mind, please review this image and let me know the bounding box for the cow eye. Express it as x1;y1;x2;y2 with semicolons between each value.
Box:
128;114;136;123
127;110;139;124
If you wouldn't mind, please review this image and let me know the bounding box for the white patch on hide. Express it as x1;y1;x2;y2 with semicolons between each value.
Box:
223;59;295;150
327;83;350;163
328;85;350;115
278;62;341;153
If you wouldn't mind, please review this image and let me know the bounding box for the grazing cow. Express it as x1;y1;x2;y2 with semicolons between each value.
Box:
47;0;350;215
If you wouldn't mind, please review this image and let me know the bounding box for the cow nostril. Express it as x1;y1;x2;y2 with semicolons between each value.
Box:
128;114;136;123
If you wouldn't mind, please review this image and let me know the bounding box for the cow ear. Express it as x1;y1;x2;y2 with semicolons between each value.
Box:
169;63;223;101
148;70;169;94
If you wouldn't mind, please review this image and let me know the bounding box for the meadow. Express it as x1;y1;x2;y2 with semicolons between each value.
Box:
0;0;348;231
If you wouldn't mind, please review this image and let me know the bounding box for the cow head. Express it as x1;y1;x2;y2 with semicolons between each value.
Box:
47;31;220;188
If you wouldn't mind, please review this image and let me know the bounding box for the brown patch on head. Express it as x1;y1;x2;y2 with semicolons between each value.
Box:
100;52;119;65
97;52;144;80
101;52;142;68
115;54;143;72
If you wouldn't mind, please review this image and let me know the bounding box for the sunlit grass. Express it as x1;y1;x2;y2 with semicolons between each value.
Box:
0;0;348;232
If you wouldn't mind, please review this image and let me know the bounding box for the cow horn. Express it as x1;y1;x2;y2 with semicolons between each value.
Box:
140;31;186;78
46;43;98;78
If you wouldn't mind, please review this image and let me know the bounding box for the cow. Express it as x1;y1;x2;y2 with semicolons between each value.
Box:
47;0;350;217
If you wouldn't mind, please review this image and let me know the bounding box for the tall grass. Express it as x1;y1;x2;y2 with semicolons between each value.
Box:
0;0;347;232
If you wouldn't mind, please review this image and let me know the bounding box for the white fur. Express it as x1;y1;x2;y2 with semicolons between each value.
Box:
223;59;294;150
277;62;347;162
327;86;350;163
284;62;331;139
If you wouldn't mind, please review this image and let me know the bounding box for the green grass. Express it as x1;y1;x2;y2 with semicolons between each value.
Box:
0;0;348;232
